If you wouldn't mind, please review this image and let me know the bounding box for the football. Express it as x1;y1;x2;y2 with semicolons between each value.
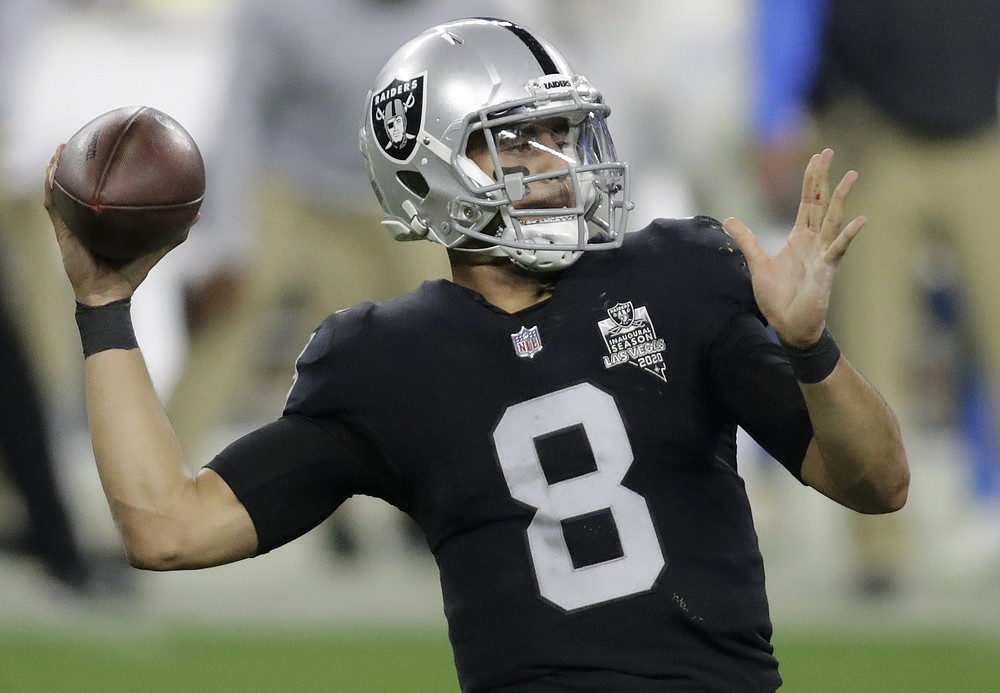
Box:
51;105;205;262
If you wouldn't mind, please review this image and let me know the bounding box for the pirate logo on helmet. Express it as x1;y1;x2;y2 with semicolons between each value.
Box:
371;74;425;163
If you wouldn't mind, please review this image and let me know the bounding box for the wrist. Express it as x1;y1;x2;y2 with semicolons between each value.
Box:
778;328;841;384
75;298;139;357
76;290;133;308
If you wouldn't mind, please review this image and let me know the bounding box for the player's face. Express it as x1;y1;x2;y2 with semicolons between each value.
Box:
466;116;578;209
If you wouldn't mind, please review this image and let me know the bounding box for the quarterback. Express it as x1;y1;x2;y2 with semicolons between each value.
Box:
45;17;907;692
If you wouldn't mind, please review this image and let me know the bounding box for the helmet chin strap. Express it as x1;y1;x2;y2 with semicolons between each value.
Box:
498;217;584;272
452;150;598;272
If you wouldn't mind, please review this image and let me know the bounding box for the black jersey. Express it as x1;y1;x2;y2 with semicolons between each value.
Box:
208;216;813;692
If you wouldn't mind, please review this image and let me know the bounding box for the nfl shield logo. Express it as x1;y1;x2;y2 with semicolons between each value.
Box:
511;325;543;358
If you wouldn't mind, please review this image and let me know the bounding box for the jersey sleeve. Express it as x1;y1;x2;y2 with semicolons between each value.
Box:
632;219;813;476
707;311;813;479
205;414;402;555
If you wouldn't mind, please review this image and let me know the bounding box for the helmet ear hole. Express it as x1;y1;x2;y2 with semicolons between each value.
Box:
397;170;430;198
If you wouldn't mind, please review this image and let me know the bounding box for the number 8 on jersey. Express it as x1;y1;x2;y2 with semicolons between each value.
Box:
493;383;666;611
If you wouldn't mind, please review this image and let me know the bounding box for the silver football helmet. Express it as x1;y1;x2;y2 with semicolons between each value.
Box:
360;17;631;272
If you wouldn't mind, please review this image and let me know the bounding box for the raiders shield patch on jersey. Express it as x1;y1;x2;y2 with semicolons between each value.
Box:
370;74;425;163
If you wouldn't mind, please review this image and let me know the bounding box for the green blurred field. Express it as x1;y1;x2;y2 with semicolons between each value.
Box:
1;627;998;692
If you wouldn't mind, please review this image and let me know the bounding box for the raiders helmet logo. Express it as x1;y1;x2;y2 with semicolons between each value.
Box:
370;74;425;163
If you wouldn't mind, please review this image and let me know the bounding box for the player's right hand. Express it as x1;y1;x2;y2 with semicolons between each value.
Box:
44;145;196;307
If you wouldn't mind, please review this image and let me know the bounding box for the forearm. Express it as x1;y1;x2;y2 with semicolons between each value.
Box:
45;145;255;568
799;356;909;513
85;347;257;569
85;348;198;561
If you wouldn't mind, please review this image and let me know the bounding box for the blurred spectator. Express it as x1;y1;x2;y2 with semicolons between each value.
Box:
507;0;765;227
165;0;503;557
754;0;1000;594
2;0;230;595
0;0;81;406
4;0;233;404
0;0;90;594
0;279;92;592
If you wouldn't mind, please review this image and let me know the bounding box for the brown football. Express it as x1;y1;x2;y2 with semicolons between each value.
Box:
51;105;205;262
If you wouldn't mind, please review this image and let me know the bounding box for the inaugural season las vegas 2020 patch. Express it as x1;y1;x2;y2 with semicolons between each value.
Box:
598;301;667;382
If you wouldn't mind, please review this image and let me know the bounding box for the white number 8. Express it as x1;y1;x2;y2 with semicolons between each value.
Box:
493;383;665;611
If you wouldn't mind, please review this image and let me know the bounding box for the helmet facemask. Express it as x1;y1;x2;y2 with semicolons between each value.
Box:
450;78;631;272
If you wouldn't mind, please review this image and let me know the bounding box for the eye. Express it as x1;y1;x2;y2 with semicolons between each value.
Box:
497;137;533;155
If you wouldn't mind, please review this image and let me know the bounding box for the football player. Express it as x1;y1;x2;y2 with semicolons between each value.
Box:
44;17;907;692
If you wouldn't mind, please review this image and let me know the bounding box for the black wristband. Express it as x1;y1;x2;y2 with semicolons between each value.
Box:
779;328;841;384
75;298;138;357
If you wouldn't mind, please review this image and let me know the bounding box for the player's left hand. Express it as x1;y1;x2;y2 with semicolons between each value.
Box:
723;148;866;347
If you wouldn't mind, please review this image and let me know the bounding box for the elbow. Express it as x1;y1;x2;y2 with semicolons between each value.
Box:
828;440;910;515
119;520;190;571
865;449;910;514
123;546;177;572
871;476;908;514
110;494;207;571
882;440;910;512
122;535;182;571
885;466;910;513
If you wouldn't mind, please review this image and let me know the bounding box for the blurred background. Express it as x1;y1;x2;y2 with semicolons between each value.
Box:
1;0;998;691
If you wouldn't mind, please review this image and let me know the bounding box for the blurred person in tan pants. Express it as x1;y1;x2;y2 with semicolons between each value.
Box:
0;0;95;593
167;0;504;557
754;0;1000;595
